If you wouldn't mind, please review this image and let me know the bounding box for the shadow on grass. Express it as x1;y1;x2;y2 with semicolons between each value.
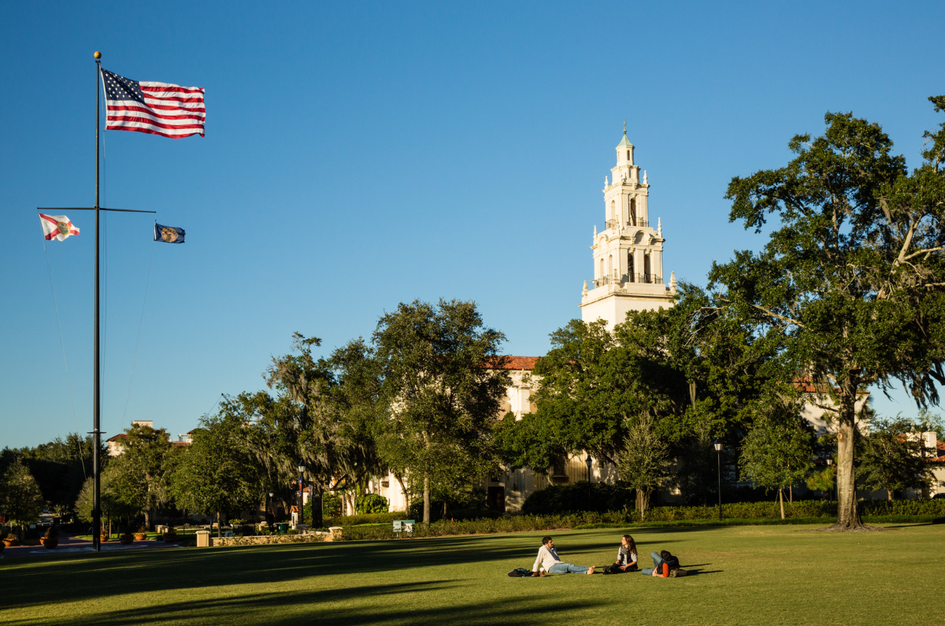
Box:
3;578;606;626
2;526;712;614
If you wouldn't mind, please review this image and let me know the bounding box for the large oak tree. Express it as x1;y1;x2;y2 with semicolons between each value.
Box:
372;299;509;524
710;97;945;529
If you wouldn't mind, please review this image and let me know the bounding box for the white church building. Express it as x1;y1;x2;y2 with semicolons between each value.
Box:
373;129;680;513
368;129;942;515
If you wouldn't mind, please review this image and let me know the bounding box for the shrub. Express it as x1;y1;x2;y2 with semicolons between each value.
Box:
356;493;389;515
322;493;343;518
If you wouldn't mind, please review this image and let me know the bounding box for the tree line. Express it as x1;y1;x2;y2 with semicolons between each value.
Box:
3;96;945;534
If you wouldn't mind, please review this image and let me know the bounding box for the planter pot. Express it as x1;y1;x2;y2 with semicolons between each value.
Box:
100;534;109;543
3;538;19;547
134;533;147;541
41;537;59;549
120;536;134;545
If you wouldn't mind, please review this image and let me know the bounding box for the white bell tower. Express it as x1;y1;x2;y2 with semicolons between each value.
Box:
580;126;676;328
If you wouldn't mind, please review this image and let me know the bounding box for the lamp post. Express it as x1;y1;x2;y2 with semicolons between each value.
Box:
714;439;723;521
267;492;273;532
827;458;835;502
297;461;305;528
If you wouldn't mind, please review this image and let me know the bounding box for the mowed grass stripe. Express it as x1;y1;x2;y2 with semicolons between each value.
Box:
1;524;941;625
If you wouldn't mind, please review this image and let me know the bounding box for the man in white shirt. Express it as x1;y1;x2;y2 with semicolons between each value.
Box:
531;536;596;576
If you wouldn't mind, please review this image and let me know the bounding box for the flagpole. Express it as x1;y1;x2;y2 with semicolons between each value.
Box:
93;50;102;553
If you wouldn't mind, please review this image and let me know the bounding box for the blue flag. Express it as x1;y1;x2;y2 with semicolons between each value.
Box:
154;223;185;244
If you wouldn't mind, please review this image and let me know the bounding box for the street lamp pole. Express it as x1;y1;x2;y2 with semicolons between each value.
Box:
827;458;835;502
714;439;723;521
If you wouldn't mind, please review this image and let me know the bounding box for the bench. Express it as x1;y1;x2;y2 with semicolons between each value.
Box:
392;519;415;536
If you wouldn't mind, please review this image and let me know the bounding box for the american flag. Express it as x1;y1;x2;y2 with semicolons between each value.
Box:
101;68;205;138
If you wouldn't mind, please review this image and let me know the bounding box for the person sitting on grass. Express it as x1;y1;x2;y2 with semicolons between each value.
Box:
604;534;638;574
640;550;686;578
532;536;595;576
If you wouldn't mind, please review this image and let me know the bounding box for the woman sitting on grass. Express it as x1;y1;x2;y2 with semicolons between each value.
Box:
604;534;638;574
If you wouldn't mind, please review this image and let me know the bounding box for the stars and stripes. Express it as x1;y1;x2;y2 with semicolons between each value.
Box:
39;214;80;241
101;68;205;138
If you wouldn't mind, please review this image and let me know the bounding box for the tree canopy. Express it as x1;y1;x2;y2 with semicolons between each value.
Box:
372;299;509;524
0;460;44;540
856;417;934;500
738;401;815;518
709;96;945;529
169;411;262;535
107;423;173;529
497;283;782;505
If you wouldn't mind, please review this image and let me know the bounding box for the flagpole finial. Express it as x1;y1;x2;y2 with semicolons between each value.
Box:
94;51;101;59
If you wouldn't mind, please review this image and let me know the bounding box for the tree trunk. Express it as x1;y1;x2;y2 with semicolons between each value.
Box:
635;488;650;521
312;489;323;529
888;490;893;501
778;488;785;520
833;414;864;529
423;475;431;525
217;512;222;538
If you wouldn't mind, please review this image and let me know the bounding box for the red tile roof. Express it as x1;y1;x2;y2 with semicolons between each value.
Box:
792;377;869;395
487;356;539;370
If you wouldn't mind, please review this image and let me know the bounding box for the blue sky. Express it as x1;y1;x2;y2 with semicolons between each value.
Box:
3;1;944;449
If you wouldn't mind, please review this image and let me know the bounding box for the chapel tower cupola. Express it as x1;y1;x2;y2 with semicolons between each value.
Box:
580;126;675;329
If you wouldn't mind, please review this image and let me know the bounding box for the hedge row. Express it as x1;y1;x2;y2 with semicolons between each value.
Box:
326;511;408;526
335;499;945;541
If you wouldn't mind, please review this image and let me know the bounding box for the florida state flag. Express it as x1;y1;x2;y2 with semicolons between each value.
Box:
39;214;80;241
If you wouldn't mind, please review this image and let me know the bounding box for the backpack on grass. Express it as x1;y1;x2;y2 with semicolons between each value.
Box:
507;568;531;577
659;550;687;577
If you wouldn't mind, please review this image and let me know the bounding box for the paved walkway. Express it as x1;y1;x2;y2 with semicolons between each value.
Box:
0;533;180;559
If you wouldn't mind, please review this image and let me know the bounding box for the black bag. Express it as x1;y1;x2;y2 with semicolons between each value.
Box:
507;568;531;577
660;550;680;570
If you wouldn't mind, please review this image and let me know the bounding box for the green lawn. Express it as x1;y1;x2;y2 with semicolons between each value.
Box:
1;523;941;625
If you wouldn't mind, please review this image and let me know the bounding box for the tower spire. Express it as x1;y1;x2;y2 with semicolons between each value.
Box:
580;132;675;329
